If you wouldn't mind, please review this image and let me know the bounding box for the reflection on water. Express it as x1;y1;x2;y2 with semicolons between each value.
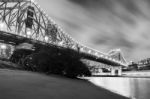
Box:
87;77;150;99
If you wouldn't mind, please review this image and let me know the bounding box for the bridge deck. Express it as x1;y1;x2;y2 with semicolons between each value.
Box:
0;31;122;66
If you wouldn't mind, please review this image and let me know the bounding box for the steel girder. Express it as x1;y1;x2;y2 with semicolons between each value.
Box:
0;0;128;66
0;0;75;48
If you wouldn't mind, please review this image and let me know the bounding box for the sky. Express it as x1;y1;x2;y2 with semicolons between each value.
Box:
37;0;150;62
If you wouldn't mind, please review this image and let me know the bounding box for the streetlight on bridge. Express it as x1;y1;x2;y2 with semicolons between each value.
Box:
0;44;7;49
45;36;49;42
27;30;32;36
0;22;5;31
0;44;7;58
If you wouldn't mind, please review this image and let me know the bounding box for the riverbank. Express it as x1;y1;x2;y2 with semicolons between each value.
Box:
88;70;150;78
87;76;150;99
0;59;22;69
0;69;129;99
122;70;150;78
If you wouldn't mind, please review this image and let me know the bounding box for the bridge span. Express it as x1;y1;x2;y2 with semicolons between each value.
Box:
0;0;128;75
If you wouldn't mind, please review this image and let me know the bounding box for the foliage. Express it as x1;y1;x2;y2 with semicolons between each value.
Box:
9;49;33;64
23;47;91;78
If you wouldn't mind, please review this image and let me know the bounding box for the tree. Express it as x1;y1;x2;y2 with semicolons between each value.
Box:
22;47;91;78
10;49;33;65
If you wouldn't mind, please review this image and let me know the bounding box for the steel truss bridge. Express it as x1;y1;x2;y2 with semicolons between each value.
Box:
0;0;128;67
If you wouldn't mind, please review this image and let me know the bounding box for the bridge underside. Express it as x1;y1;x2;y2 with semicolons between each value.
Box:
0;30;121;66
0;0;127;67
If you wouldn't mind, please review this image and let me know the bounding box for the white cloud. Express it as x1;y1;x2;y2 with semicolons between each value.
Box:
37;0;150;62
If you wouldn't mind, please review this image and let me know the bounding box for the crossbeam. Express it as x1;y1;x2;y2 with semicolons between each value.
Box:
0;0;27;2
0;0;128;67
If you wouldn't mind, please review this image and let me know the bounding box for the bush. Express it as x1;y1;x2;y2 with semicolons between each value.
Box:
10;49;33;64
23;47;91;78
23;52;50;72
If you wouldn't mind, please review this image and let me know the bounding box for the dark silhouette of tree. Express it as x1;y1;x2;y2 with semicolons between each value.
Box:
10;49;33;65
23;47;91;78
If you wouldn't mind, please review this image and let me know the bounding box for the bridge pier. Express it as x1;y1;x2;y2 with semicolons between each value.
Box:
110;67;122;76
111;68;115;76
118;68;122;76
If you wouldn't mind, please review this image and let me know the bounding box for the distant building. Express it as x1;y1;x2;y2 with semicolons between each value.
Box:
128;62;138;71
137;58;150;70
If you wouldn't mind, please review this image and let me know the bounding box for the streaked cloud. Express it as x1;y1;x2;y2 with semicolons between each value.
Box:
37;0;150;61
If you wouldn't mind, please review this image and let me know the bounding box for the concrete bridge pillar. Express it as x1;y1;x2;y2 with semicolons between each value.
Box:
118;67;122;76
111;68;116;76
110;67;122;76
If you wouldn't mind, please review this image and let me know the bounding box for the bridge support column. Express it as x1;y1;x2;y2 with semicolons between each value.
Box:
118;67;122;76
111;68;116;76
110;67;122;76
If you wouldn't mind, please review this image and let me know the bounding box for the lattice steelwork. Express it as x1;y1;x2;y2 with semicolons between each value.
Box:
108;49;128;65
0;0;128;66
0;0;73;46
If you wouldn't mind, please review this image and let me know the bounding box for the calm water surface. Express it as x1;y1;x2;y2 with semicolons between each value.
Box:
86;77;150;99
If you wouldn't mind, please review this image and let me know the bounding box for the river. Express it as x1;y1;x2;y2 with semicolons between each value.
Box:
86;77;150;99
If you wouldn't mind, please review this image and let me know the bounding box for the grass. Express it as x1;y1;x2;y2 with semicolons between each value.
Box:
0;59;22;69
0;59;129;99
0;68;129;99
